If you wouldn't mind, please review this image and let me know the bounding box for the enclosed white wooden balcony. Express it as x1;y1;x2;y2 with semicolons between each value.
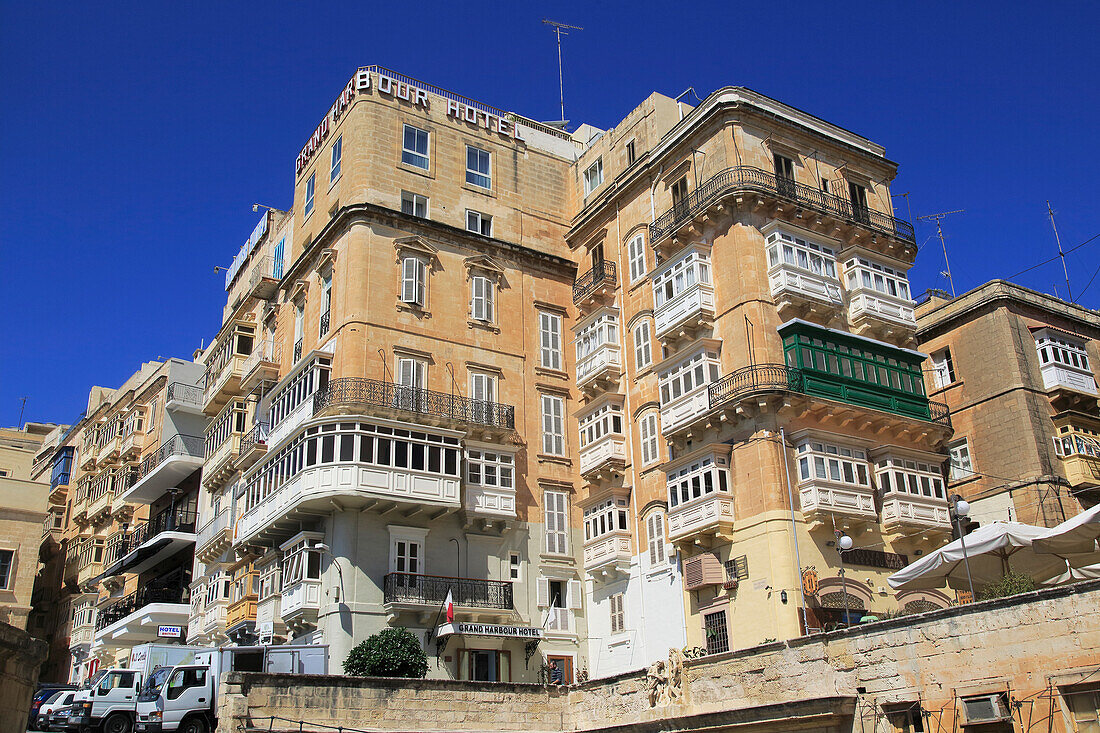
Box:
848;288;917;330
667;493;735;543
576;343;622;393
880;492;951;533
583;529;632;580
579;435;626;479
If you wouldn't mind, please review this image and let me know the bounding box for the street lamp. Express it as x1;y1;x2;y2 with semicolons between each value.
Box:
950;496;975;601
835;531;854;627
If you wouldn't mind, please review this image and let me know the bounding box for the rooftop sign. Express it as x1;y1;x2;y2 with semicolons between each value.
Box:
224;212;270;290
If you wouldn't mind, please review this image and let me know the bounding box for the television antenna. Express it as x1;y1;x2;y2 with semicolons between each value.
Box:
543;19;583;124
1047;201;1072;302
916;209;964;297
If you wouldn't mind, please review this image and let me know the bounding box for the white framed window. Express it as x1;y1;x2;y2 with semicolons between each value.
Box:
949;439;974;481
509;552;521;581
646;512;666;565
400;256;427;306
398;357;427;390
658;348;721;406
319;271;332;335
632;321;652;370
392;538;422;575
576;311;619;365
796;439;871;487
765;230;837;278
0;549;13;590
401;124;430;170
844;257;911;301
544;490;569;554
666;453;730;508
583;158;604;196
609;592;625;634
583;496;628;541
467;449;513;488
470;275;495;322
627;233;647;282
1036;331;1091;371
330;135;342;183
304;173;316;217
875;455;946;500
653;249;711;308
258;562;280;601
293;301;305;355
931;348;956;388
466;209;492;236
466;145;491;189
578;401;623;449
540;394;565;456
639;412;661;465
401;191;428;218
539;311;563;370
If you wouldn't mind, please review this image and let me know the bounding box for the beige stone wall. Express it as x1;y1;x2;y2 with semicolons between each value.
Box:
0;477;48;629
219;580;1100;733
0;620;48;732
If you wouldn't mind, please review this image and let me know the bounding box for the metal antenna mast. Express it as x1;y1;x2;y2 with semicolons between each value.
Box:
916;209;965;297
1047;201;1073;302
543;19;583;124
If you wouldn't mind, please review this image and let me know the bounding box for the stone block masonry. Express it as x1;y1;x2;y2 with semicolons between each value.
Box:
219;579;1100;733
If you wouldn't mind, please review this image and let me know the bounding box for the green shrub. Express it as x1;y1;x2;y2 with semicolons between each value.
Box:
343;627;428;678
977;571;1037;601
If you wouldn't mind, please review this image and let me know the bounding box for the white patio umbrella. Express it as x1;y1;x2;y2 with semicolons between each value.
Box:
887;522;1072;591
1031;503;1100;556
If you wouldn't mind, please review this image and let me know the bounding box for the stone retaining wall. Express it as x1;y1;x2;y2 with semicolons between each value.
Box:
0;620;49;732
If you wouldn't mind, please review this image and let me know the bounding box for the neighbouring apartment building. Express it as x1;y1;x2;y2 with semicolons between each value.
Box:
916;280;1100;527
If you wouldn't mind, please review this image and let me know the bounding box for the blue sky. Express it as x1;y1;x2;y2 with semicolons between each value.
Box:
2;1;1098;427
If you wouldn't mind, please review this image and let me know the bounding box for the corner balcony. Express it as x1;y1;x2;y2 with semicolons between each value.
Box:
195;507;232;563
583;529;631;580
281;578;322;632
241;340;280;393
119;435;204;504
576;343;622;395
1061;449;1100;489
48;477;70;505
203;354;247;415
249;255;280;301
649;165;915;253
203;430;244;490
383;573;513;621
166;382;204;414
102;507;197;578
235;422;270;472
579;435;627;481
654;283;716;348
668;494;735;545
573;260;617;312
94;585;190;648
847;287;917;338
798;481;878;528
880;491;951;535
769;265;843;319
1041;363;1099;398
660;386;712;436
314;377;515;438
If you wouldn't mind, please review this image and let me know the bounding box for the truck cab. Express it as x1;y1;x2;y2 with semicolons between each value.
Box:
71;669;143;733
136;665;212;733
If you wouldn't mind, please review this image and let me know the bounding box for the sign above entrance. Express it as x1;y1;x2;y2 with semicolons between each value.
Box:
158;625;183;638
436;623;543;639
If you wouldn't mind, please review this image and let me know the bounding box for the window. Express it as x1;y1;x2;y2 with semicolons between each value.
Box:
633;321;652;370
884;704;926;733
671;176;688;209
583;496;628;541
544;490;568;554
401;191;428;218
541;394;565;456
319;271;332;337
703;610;729;654
765;229;838;279
304;173;315;217
796;439;871;488
398;357;426;391
1035;331;1091;371
781;324;927;399
658;348;721;406
466;145;491;189
848;181;870;220
627;233;647;282
468;371;499;424
576;311;619;380
646;512;666;565
949;439;974;481
293;301;304;360
470;276;494;322
269;355;331;428
401;124;429;170
844;257;911;301
774;153;796;196
653;250;711;309
931;348;956;388
466;210;492;236
273;237;285;279
1062;685;1100;733
821;178;829;194
875;456;946;500
666;453;731;508
282;541;322;588
539;311;563;371
330;135;342;183
640;412;661;466
578;401;623;449
0;549;12;590
393;538;422;575
625;140;636;166
509;552;521;581
258;562;280;601
583;158;604;196
400;256;427;306
609;593;625;634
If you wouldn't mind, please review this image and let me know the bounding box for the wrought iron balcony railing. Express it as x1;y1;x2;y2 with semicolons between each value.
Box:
293;339;303;363
314;377;516;430
166;382;204;409
137;434;205;480
707;363;950;426
650;166;916;245
319;311;331;338
108;507;197;564
383;572;512;609
95;584;188;631
572;260;617;304
241;422;270;454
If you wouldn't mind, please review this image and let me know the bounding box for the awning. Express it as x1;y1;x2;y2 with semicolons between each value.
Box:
1032;503;1100;555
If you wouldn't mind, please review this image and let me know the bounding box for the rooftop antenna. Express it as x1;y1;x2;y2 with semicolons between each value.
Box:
543;19;583;124
18;396;27;427
1048;201;1073;302
916;209;965;297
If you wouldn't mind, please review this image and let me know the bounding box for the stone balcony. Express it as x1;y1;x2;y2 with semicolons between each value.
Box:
654;283;715;348
798;480;879;528
582;529;632;580
769;265;843;319
880;491;951;536
576;343;622;395
579;435;627;481
195;507;232;563
281;578;322;632
383;573;513;622
118;434;205;504
667;493;735;545
848;287;917;342
203;353;247;416
166;382;204;414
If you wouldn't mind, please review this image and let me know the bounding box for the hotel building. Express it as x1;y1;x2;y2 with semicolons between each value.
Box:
916;280;1100;527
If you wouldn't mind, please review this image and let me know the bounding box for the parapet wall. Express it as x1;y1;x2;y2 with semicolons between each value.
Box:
220;579;1100;733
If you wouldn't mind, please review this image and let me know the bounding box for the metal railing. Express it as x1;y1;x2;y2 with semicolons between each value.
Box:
249;255;278;290
319;311;331;338
108;507;197;564
315;377;516;429
383;572;512;609
241;422;270;454
708;363;951;427
293;339;303;363
572;260;617;304
650;166;916;245
95;584;188;631
137;434;205;481
196;507;230;551
166;382;203;408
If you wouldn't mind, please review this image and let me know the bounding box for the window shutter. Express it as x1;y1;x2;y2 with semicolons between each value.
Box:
471;277;484;320
536;577;549;607
415;260;426;306
401;258;416;303
567;579;582;610
484;279;494;321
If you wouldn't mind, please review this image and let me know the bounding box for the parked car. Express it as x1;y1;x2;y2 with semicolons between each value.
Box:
47;704;76;732
29;685;76;730
37;690;78;730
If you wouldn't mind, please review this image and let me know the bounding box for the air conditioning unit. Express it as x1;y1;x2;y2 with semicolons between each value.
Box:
962;693;1011;724
683;553;725;591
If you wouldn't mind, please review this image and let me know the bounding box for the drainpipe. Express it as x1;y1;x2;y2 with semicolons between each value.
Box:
780;428;809;632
